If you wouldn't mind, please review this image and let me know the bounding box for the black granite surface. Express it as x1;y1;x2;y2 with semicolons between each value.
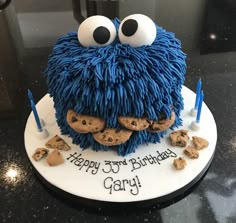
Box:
1;0;236;222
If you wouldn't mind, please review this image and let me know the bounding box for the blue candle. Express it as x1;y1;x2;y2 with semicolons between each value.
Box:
28;89;42;131
196;91;204;123
194;78;202;110
28;89;35;105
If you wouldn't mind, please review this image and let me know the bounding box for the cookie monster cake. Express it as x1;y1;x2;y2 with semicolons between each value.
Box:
45;14;186;156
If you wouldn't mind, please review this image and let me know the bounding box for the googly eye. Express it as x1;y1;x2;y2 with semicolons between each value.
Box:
78;15;116;47
118;14;157;47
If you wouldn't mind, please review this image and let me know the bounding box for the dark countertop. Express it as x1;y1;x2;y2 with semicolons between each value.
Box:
0;0;236;222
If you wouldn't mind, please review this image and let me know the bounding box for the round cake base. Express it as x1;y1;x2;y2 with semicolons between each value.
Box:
24;86;217;203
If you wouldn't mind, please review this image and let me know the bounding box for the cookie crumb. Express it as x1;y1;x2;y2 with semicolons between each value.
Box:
169;130;189;147
192;136;209;150
184;146;199;159
32;148;49;161
46;150;64;166
173;157;187;170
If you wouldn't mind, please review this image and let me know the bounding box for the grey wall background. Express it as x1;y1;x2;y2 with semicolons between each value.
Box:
14;0;77;48
14;0;207;53
119;0;207;52
14;0;72;12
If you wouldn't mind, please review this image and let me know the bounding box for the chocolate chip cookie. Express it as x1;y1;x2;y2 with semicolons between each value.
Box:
118;116;151;131
45;135;71;151
184;146;199;159
66;109;105;133
32;148;49;161
173;157;187;170
93;128;133;146
148;112;175;132
169;129;189;147
192;136;209;150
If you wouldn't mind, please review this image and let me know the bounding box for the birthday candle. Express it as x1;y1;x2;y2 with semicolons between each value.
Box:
28;89;42;131
194;78;202;110
28;89;35;105
196;91;204;123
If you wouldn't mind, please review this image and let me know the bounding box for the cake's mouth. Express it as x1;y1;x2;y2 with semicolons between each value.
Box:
66;109;175;147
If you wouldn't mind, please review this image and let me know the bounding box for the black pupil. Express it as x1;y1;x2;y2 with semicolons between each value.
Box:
93;26;110;44
121;19;138;37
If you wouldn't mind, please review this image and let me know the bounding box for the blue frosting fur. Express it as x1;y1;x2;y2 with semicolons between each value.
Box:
44;19;186;156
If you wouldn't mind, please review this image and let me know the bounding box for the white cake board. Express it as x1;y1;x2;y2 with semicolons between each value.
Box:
24;86;217;203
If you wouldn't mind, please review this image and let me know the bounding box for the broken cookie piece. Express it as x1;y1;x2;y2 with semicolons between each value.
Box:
45;135;71;151
169;130;189;147
173;157;187;170
46;149;64;166
192;136;209;150
184;146;199;159
32;148;49;161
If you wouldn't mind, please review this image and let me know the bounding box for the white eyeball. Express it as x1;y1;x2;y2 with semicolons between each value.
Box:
118;14;157;48
78;15;116;47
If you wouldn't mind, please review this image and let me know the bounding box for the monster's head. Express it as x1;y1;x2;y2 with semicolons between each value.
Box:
45;14;186;156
